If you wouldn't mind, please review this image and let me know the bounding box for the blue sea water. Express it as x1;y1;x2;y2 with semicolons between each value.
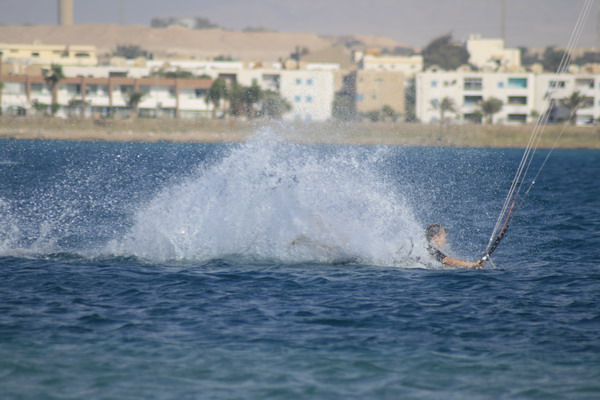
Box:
0;130;599;399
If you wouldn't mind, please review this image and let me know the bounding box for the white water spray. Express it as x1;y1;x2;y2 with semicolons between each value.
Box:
106;129;426;265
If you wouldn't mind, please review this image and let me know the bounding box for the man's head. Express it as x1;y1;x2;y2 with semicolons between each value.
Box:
426;224;447;248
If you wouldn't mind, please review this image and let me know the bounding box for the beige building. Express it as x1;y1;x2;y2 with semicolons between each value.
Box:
355;70;405;115
466;34;521;71
0;42;98;66
358;54;423;76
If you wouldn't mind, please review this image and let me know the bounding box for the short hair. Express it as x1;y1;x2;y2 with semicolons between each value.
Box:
426;224;444;242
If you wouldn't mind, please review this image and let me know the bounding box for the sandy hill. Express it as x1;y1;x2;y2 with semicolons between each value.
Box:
0;24;409;62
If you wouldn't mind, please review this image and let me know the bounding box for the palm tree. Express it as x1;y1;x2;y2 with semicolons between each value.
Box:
206;78;227;118
228;83;263;119
258;90;292;119
227;82;244;118
480;97;503;124
126;91;145;119
240;83;262;119
560;91;588;125
43;64;65;116
381;105;400;122
432;97;456;124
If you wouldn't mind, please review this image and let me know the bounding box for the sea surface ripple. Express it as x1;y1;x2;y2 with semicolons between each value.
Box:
0;135;598;399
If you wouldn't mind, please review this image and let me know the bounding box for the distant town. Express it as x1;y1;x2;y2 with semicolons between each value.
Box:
1;0;599;126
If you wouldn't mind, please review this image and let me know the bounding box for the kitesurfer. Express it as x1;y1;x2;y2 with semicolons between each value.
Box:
426;224;484;269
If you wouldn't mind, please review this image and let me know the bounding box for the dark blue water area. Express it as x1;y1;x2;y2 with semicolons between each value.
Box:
0;138;599;399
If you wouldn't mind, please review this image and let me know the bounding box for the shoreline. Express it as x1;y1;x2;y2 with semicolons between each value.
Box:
1;118;599;149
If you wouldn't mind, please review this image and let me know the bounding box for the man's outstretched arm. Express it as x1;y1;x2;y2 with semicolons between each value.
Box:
442;256;484;269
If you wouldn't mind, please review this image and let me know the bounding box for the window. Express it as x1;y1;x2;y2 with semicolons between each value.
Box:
431;81;438;88
262;74;280;91
109;71;128;78
120;85;133;94
31;52;40;57
464;78;482;90
581;97;594;108
549;80;566;88
356;94;364;102
507;78;527;89
431;99;439;106
508;96;527;105
305;96;313;103
140;85;152;94
464;113;482;123
306;79;313;85
31;83;46;94
578;115;594;125
194;88;207;98
576;79;594;89
65;84;81;95
86;85;108;96
295;78;302;85
294;96;301;102
497;82;504;88
75;52;90;58
464;95;483;105
86;84;98;95
2;82;24;94
305;114;312;121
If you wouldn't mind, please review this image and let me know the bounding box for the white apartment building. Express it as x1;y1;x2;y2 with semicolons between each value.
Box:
466;35;521;71
1;62;338;120
0;75;213;119
278;70;335;122
171;66;337;121
416;71;536;124
149;61;338;121
535;73;600;125
417;71;600;125
146;60;247;77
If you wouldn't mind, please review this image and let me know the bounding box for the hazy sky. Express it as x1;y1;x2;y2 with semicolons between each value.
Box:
0;0;597;48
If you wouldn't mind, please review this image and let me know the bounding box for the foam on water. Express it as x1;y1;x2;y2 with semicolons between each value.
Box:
106;129;427;265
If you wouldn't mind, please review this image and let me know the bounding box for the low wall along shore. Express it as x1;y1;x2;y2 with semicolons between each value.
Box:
0;117;599;148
